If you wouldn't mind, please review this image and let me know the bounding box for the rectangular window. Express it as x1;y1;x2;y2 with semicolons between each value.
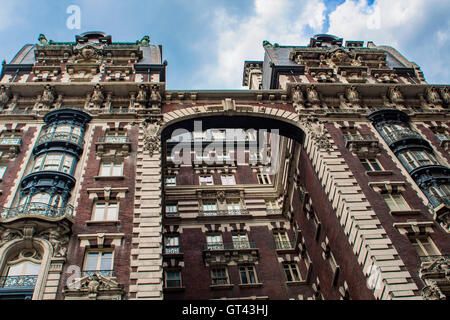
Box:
83;250;113;276
93;201;119;221
105;130;127;143
239;265;257;284
257;173;271;184
409;237;440;257
165;270;182;288
283;262;301;282
221;174;236;185
165;176;176;187
100;162;124;176
206;234;223;250
274;231;291;249
165;235;180;254
165;204;178;217
199;175;214;185
360;158;383;172
382;193;409;211
226;201;241;215
202;202;217;215
43;153;63;171
211;268;229;285
232;234;250;249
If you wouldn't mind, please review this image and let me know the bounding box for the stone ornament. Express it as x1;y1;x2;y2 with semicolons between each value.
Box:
91;84;105;107
345;86;360;103
0;85;11;106
300;115;333;153
388;86;404;103
37;34;48;46
142;117;162;156
41;84;56;106
136;84;149;105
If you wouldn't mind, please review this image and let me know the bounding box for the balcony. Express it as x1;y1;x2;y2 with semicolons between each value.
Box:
96;136;131;157
0;202;74;222
203;241;259;265
436;133;450;151
381;129;431;154
0;137;21;158
35;132;84;154
0;275;38;289
343;134;380;158
275;241;295;251
198;209;250;218
81;270;115;278
419;255;450;299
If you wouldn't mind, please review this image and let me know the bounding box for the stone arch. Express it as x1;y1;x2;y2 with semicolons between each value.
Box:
0;237;53;300
160;106;305;144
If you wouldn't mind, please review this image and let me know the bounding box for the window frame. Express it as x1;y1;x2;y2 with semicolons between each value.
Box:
283;262;301;282
92;201;120;221
239;265;258;284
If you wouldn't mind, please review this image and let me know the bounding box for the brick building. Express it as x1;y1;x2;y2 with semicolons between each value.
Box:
0;32;448;300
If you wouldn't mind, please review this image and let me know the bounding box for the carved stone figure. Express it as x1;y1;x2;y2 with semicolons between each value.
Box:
426;87;441;104
388;87;403;103
439;87;449;104
136;84;149;105
91;84;105;107
345;86;359;102
292;85;304;104
421;282;446;300
41;84;55;106
149;84;162;106
139;35;150;47
0;85;10;106
0;227;21;247
38;34;48;46
306;86;320;104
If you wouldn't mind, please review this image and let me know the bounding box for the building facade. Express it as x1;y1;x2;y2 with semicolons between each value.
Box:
0;32;448;300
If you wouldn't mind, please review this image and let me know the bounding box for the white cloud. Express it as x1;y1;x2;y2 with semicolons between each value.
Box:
193;0;326;89
327;0;450;83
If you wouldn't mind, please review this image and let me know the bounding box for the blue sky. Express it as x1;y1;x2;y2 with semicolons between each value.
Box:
0;0;448;90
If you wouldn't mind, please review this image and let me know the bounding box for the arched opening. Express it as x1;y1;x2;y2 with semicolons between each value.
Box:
0;248;42;300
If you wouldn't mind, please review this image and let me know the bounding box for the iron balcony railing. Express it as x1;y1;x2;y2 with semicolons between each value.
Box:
0;275;38;288
81;270;115;277
382;129;423;145
97;136;131;144
0;137;21;145
203;241;256;251
343;134;377;143
198;209;249;217
428;195;450;209
164;247;181;254
267;209;282;215
36;132;84;148
275;241;295;250
0;202;74;220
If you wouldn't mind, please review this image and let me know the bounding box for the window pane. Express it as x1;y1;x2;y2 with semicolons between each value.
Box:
100;252;113;270
94;203;105;220
112;163;123;176
101;163;111;176
85;252;99;270
107;203;118;220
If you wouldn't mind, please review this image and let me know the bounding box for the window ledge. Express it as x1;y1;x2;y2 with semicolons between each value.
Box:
210;284;234;290
390;209;421;216
86;220;121;226
238;283;263;288
286;280;308;286
366;170;393;176
94;175;125;181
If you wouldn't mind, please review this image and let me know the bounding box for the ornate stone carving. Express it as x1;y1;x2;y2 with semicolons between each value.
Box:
345;86;360;103
41;84;55;107
64;273;123;300
306;85;320;105
0;227;22;247
91;84;105;107
38;226;70;257
292;85;304;111
388;87;404;103
300;116;333;153
425;87;442;104
136;84;149;105
0;85;11;107
421;282;446;300
138;35;150;47
439;87;449;104
142;117;162;156
149;84;162;108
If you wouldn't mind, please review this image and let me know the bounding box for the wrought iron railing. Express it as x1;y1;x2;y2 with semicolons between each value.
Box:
267;209;282;215
97;136;131;144
81;270;115;277
164;247;181;254
0;202;74;220
382;129;423;145
0;275;38;288
0;137;21;145
428;195;450;209
165;212;180;218
203;241;256;251
343;134;377;143
198;209;249;217
275;241;294;250
36;132;84;148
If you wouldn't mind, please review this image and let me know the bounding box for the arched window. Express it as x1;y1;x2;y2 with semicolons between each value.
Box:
1;249;41;294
